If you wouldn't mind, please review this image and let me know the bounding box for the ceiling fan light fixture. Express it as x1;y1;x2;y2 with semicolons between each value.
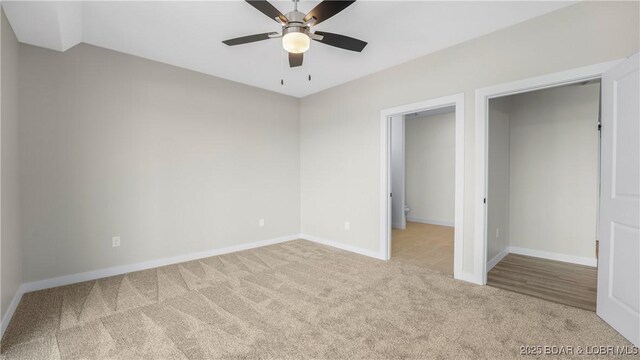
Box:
282;27;310;54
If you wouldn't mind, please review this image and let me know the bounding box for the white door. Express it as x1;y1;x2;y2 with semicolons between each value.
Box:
597;52;640;347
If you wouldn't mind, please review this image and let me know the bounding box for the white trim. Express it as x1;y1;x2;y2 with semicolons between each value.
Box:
390;115;407;231
0;284;26;338
380;93;465;281
486;247;509;271
474;59;622;285
380;109;392;261
405;217;454;227
462;271;482;284
509;246;597;267
299;233;385;260
19;234;299;294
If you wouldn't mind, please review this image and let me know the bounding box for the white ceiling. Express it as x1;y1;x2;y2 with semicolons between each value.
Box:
3;1;574;98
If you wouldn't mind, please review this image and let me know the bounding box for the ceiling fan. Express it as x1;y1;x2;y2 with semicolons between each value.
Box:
222;0;367;68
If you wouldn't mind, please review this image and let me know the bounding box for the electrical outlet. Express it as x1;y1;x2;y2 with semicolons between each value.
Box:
344;221;350;231
112;236;121;248
259;218;265;227
496;228;500;238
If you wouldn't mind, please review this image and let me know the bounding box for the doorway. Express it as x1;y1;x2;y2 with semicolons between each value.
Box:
380;94;464;281
484;81;601;311
392;107;456;274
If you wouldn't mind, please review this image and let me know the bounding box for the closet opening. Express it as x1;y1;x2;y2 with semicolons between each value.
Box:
485;80;601;310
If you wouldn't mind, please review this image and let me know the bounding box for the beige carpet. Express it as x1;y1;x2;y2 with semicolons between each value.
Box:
0;240;631;359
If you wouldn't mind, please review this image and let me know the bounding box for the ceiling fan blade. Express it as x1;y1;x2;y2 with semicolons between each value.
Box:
303;0;356;26
222;32;277;46
313;31;367;52
289;52;303;67
245;0;288;24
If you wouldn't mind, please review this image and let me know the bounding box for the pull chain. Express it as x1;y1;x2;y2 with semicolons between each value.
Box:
308;47;312;82
280;48;284;85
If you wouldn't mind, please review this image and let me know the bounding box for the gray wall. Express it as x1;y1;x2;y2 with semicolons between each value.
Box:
508;83;599;259
19;43;301;282
405;112;455;226
299;1;639;271
486;97;511;262
1;8;22;321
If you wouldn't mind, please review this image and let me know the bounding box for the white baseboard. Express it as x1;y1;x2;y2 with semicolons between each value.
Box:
487;247;510;271
19;234;384;295
1;235;294;337
508;246;597;267
405;217;454;227
1;284;26;338
20;234;300;294
299;233;386;260
1;234;300;337
1;233;387;337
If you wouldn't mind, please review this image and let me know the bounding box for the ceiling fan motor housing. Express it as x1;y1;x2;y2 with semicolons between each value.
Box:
282;10;311;54
283;11;309;35
282;26;310;38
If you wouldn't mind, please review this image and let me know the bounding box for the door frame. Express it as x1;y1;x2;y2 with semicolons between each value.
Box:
473;59;623;285
390;115;407;230
380;93;465;281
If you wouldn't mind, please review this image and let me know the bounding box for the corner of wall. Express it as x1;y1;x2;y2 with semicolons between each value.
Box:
1;6;25;338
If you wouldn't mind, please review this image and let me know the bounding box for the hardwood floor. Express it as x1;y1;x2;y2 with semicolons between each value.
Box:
487;254;597;311
391;222;454;275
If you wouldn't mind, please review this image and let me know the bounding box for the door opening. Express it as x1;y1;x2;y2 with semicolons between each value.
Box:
380;93;465;281
484;80;601;311
392;106;456;275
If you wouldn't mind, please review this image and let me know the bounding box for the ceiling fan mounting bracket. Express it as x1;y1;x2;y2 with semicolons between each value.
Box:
304;17;317;26
309;32;324;41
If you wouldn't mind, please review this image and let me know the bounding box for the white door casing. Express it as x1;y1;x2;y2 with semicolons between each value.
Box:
391;115;406;230
597;52;640;347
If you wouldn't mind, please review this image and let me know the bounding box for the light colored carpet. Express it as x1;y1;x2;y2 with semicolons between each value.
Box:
0;240;631;359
